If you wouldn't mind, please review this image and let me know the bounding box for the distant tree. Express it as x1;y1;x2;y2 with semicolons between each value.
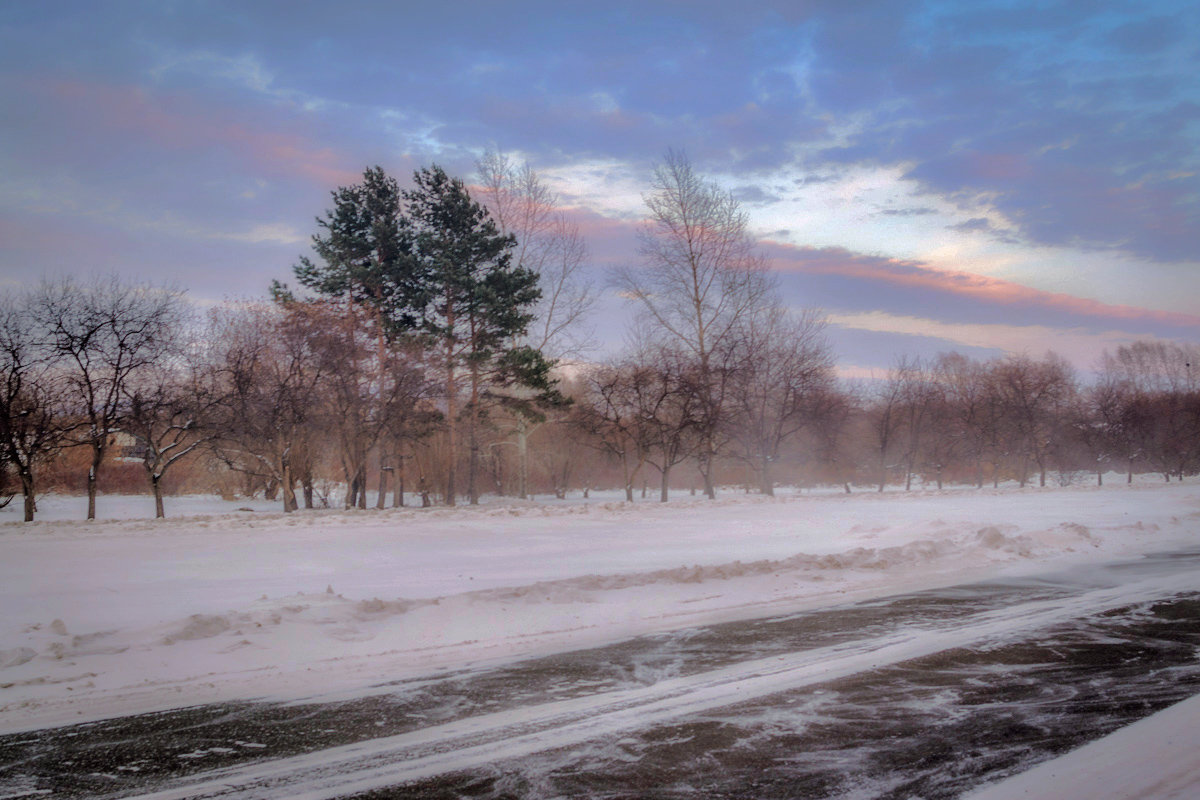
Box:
726;307;834;495
867;366;907;492
993;353;1075;487
930;353;993;488
575;361;656;502
637;343;702;502
33;276;184;520
617;149;776;499
893;357;940;491
1101;341;1200;481
808;383;858;493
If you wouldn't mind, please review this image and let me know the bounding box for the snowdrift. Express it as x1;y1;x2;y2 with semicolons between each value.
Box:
2;482;1199;733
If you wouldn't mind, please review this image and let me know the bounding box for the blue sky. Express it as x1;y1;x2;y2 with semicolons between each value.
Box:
2;0;1198;374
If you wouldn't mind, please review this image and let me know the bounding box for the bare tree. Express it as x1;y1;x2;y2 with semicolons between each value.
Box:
575;361;655;502
122;341;221;518
867;367;907;492
209;303;325;512
476;149;596;499
297;301;385;509
617;149;777;498
993;353;1076;487
476;148;596;360
639;344;702;502
1101;341;1200;481
930;353;992;488
809;383;858;493
726;306;834;495
33;276;184;520
894;357;940;491
0;296;68;521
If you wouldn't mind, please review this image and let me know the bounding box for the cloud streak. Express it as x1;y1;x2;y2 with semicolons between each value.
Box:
764;242;1200;334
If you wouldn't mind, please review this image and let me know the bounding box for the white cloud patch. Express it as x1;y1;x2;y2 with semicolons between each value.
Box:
150;50;277;94
218;222;306;246
543;158;646;220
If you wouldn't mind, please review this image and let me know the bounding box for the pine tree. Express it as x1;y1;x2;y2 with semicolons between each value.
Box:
402;165;552;505
289;166;412;333
283;164;558;506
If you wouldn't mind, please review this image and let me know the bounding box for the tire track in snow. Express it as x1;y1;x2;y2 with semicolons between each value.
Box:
123;570;1200;800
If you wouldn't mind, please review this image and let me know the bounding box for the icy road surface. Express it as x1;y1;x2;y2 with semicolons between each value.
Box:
3;548;1200;799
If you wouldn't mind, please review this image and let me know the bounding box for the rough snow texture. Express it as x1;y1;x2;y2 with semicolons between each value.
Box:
2;481;1200;798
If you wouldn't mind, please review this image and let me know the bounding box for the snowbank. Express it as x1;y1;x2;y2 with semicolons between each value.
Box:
2;482;1199;733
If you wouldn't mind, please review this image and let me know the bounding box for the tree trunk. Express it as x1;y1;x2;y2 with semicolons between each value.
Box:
622;451;634;502
445;361;457;507
152;474;165;519
87;448;101;521
467;427;478;504
659;465;670;502
377;462;388;510
468;435;479;504
282;463;297;513
760;455;774;496
394;445;405;507
700;439;716;499
20;469;35;522
517;422;529;500
343;459;357;509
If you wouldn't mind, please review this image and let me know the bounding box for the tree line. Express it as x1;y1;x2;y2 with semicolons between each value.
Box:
3;154;1198;521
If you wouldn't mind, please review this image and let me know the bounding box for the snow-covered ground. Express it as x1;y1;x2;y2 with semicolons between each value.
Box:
2;479;1200;797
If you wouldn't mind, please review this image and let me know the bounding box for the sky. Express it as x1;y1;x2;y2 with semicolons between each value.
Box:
2;0;1198;375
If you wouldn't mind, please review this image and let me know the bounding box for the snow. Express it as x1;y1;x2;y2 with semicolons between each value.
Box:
2;479;1200;796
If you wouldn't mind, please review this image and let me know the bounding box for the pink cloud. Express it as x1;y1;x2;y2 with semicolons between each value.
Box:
762;241;1200;330
46;78;360;187
969;152;1032;181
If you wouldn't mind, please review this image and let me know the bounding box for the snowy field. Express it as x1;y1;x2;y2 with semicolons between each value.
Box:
2;480;1200;797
